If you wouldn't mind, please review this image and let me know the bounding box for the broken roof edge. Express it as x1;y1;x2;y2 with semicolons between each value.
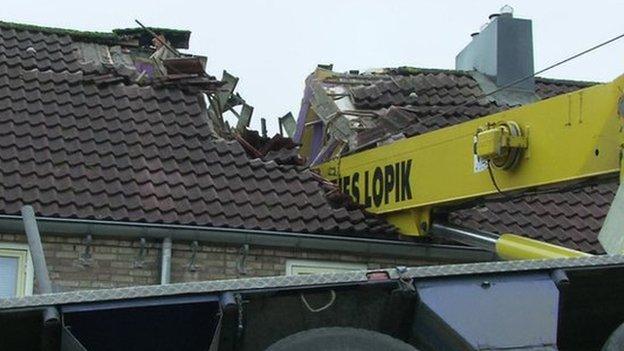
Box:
534;75;600;86
0;20;191;47
0;20;118;43
385;66;475;77
293;67;359;148
310;64;602;86
0;214;495;262
391;67;602;88
295;64;603;146
113;27;191;49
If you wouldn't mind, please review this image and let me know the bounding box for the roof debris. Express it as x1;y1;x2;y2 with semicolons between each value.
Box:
0;20;396;238
294;66;608;253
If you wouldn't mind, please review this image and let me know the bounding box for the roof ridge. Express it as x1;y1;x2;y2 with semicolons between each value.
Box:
384;66;601;86
112;27;190;36
0;20;191;47
387;66;475;77
534;76;600;86
0;20;119;44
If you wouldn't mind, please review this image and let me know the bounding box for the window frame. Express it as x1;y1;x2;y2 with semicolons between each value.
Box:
0;243;34;297
285;259;367;276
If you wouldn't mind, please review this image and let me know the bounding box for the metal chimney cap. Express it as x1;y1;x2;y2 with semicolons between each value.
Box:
500;5;514;16
488;13;500;20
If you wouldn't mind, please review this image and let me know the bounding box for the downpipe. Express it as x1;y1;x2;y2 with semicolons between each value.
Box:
161;237;172;285
21;206;61;350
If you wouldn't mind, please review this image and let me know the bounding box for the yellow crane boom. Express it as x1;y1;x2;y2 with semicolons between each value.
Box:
316;74;624;259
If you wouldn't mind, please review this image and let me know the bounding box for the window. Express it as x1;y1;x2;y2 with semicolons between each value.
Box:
0;243;33;298
285;259;367;276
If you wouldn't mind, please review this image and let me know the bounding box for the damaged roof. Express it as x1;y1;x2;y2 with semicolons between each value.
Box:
0;22;395;237
295;66;610;253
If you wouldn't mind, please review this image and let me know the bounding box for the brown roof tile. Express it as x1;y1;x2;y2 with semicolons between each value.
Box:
0;23;396;238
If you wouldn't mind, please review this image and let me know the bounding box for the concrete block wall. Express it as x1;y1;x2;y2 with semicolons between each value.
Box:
0;233;436;293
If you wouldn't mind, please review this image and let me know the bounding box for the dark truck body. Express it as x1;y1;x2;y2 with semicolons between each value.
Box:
1;255;624;351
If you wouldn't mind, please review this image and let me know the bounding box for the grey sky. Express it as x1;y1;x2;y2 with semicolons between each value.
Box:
4;1;624;134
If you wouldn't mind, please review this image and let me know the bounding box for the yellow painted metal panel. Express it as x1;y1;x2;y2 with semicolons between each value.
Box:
475;127;504;158
495;234;590;260
317;75;624;236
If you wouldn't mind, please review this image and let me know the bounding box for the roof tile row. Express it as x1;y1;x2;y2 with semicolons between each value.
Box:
0;23;396;238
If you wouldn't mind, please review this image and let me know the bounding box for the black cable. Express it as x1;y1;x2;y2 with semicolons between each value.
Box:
486;161;505;195
491;32;624;97
483;159;614;207
332;32;624;202
405;31;624;130
461;32;624;200
448;177;613;214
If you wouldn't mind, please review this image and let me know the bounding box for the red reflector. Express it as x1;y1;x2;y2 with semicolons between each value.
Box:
366;271;390;281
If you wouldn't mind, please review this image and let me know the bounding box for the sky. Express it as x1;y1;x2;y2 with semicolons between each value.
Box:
3;1;624;134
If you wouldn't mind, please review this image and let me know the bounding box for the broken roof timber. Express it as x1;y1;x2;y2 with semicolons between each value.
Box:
295;65;608;253
0;21;403;242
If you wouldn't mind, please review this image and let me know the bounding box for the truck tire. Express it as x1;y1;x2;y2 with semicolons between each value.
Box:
603;323;624;351
265;327;418;351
